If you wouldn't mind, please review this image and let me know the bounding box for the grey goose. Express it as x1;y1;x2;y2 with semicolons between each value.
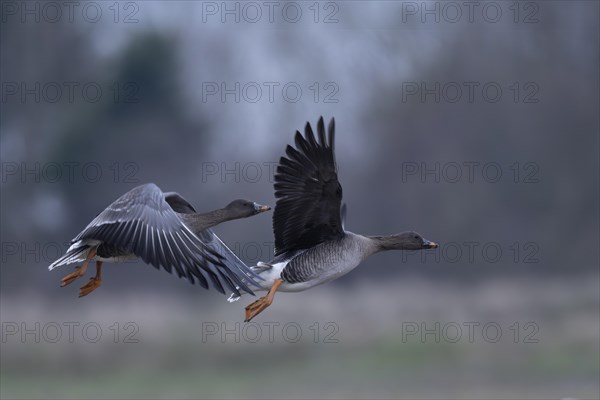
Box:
230;117;439;321
49;183;270;297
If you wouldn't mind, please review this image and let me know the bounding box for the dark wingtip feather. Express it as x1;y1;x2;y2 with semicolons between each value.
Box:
328;117;335;150
305;121;318;150
316;117;326;147
294;130;304;147
272;116;344;255
285;144;297;159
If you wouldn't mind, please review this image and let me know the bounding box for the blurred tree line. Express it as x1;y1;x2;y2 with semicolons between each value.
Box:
1;1;598;296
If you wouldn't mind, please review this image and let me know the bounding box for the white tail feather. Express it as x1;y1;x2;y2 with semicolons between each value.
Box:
226;261;275;302
48;245;89;270
227;291;241;303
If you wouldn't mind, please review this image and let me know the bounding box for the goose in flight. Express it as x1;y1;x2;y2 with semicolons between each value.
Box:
231;117;439;321
49;183;270;297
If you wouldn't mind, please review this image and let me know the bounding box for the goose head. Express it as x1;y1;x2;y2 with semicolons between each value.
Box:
373;231;438;251
225;199;271;218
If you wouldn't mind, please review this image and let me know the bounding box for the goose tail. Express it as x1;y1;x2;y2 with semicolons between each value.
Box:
227;291;242;303
48;242;90;271
227;261;272;302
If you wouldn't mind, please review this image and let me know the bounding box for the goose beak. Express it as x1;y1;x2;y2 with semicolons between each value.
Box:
423;240;439;249
253;203;271;213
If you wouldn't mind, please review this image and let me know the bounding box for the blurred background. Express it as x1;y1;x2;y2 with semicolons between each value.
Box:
1;1;598;399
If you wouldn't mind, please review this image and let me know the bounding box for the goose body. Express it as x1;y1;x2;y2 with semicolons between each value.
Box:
244;232;375;293
60;240;138;264
50;182;270;297
239;117;438;320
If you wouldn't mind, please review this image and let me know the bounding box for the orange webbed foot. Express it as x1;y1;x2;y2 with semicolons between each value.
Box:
245;296;271;322
244;278;283;322
60;266;87;287
78;277;101;297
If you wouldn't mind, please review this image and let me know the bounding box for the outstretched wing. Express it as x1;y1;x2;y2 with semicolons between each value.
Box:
273;117;344;255
72;183;246;294
165;192;261;294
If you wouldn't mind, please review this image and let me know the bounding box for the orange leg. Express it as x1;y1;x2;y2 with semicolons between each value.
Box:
79;261;103;298
60;247;97;287
244;278;283;322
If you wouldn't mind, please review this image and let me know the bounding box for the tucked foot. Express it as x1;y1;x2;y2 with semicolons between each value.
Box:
245;296;271;322
79;277;101;298
60;266;87;287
